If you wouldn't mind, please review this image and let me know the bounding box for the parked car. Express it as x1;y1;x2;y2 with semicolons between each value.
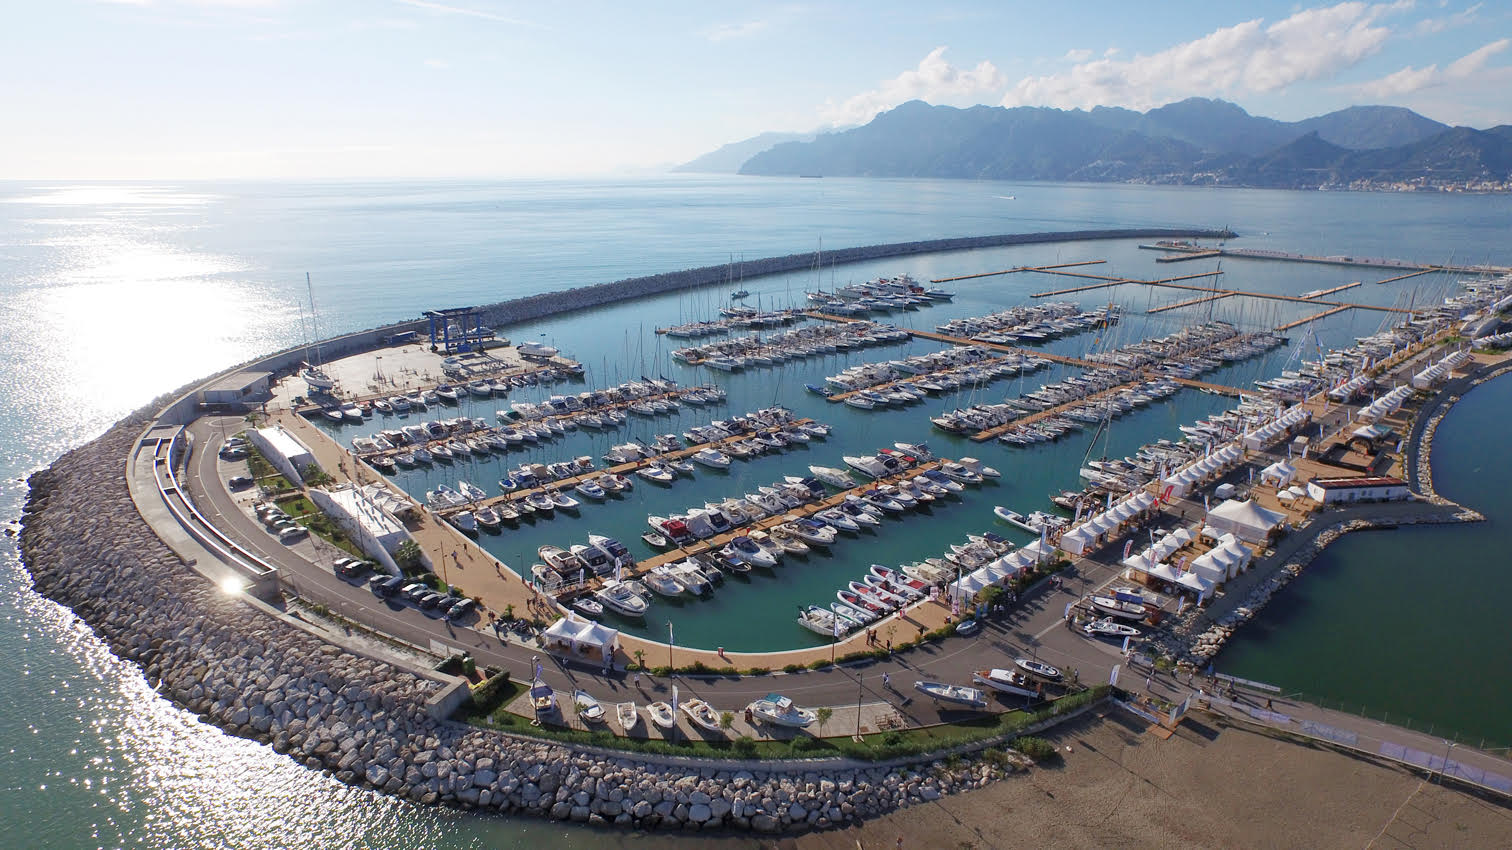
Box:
277;525;307;543
227;475;253;489
374;576;405;597
219;446;248;460
446;599;476;621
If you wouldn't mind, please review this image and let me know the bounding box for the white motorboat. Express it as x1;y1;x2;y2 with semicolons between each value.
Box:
450;511;478;534
550;489;581;511
814;508;860;533
937;461;984;484
727;535;778;568
993;506;1028;527
972;668;1043;699
679;698;722;731
691;448;732;469
831;600;876;626
616;701;639;732
1015;658;1063;682
570;597;604;619
646;701;676;729
573;690;607;723
810;462;858;483
893;442;934;460
747;694;816;728
574;479;607;500
641;530;671;549
301;365;337;393
797;605;846;637
458;480;488;501
766;526;811;556
642;567;687;597
594;580;649;617
785;518;838;546
1082;617;1141;638
474;505;503;531
842;455;890;479
636;463;676;484
913;681;988;709
669;561;712;595
1092;591;1150;621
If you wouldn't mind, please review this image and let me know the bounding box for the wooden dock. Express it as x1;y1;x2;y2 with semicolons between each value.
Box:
1029;269;1225;297
822;353;1023;403
560;459;950;598
1275;305;1352;331
928;259;1107;284
1300;281;1361;300
1166;377;1260;398
1146;291;1235;314
1032;276;1422;314
433;418;820;517
355;386;699;461
1373;268;1436;285
968;380;1140;442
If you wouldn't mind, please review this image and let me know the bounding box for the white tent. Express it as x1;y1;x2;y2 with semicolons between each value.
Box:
1133;491;1157;511
1205;499;1288;543
1146;561;1182;584
1085;514;1114;537
1110;501;1138;523
1122;551;1155;572
1190;553;1227;584
1171;526;1194;545
1260;459;1297;487
1219;535;1251;569
1176;571;1215;600
949;572;988;600
1058;527;1093;556
542;616;619;659
1021;538;1055;564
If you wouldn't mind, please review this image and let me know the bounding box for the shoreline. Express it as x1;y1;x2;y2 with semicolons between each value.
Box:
17;229;1512;834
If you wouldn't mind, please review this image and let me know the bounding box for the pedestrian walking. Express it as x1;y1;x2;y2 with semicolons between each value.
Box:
633;672;641;688
1145;676;1153;693
882;671;891;689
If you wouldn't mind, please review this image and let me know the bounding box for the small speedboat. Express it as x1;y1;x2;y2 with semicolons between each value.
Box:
573;690;607;723
616;701;639;732
641;530;671;549
679;697;722;731
972;668;1042;699
747;694;815;728
636;464;676;484
797;605;845;637
575;480;607;500
1014;658;1062;682
530;682;556;714
1082;617;1141;639
571;597;604;619
913;680;988;709
728;535;778;568
642;567;686;597
647;701;676;729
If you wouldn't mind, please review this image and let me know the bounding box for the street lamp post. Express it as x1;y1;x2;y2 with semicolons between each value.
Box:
853;673;864;742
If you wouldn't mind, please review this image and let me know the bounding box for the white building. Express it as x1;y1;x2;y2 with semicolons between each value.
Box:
1305;476;1411;504
308;484;414;573
249;425;318;487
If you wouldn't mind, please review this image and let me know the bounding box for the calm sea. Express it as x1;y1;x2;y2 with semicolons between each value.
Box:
1;177;1508;847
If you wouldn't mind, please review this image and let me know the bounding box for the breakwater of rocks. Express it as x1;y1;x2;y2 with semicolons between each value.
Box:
20;412;1090;833
471;227;1234;329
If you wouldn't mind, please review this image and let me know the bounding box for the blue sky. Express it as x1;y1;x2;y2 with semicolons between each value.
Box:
3;0;1508;178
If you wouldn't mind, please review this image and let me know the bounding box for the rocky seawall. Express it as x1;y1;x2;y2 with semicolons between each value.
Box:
21;413;1057;833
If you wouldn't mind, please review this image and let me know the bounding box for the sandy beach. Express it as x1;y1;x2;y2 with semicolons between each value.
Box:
781;709;1512;850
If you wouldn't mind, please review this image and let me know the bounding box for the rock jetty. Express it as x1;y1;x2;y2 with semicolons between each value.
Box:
21;413;1045;832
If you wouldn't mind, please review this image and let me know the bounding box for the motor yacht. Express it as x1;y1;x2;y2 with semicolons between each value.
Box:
594;580;649;617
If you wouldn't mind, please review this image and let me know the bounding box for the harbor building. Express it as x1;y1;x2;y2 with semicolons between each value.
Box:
1305;476;1411;504
308;484;413;574
249;425;319;487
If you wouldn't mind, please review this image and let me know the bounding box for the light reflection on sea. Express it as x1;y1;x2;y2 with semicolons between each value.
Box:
0;178;1506;847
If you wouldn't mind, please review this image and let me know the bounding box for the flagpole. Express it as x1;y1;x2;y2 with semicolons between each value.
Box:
666;621;674;673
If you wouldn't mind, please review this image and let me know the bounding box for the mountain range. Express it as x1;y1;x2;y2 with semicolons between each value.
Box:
678;99;1511;190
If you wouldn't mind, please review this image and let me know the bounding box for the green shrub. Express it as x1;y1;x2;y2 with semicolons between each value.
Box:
742;667;771;676
808;658;834;670
731;737;757;756
782;663;806;674
1012;736;1059;762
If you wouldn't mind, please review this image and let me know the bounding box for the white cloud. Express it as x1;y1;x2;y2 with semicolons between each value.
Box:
1413;2;1480;34
1002;2;1407;111
820;47;1004;126
392;0;536;26
705;19;768;42
423;58;449;69
1063;48;1092;62
1350;37;1510;96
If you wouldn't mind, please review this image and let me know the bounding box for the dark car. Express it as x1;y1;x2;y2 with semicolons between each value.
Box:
228;475;253;489
446;599;476;621
418;592;446;611
374;576;405;597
